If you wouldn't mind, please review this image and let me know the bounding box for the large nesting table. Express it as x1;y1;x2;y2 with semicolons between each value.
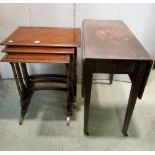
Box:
0;26;81;125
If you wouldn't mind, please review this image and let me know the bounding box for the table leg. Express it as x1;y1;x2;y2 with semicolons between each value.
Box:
73;48;77;103
66;62;72;125
15;63;26;93
70;54;76;109
16;63;29;125
109;74;114;84
20;63;30;88
84;62;93;135
10;63;22;99
82;60;85;98
122;62;147;136
10;62;32;125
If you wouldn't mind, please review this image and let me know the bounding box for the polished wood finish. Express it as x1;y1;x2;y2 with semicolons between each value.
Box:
2;46;74;54
1;27;81;47
83;20;150;60
1;53;70;63
8;56;72;125
2;46;77;104
82;20;153;136
0;26;80;125
0;26;80;104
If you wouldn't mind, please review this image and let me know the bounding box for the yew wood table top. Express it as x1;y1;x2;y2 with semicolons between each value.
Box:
0;27;81;47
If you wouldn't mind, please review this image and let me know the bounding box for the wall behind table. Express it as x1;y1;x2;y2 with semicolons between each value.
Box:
0;3;155;80
0;4;30;78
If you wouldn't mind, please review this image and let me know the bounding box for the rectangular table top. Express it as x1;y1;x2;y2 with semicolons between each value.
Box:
83;20;151;61
1;53;70;63
2;46;75;54
0;27;81;48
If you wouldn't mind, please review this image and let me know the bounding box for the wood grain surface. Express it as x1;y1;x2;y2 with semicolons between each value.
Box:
1;53;70;63
83;20;151;60
1;27;81;47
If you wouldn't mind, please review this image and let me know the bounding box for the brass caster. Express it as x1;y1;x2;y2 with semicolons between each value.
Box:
66;117;70;126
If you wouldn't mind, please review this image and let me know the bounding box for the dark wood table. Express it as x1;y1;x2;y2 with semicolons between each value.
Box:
0;26;81;125
82;20;153;136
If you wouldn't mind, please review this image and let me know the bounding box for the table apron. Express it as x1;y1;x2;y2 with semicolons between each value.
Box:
93;61;136;74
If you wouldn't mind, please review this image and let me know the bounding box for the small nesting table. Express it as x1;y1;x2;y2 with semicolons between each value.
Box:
0;26;81;125
82;20;153;136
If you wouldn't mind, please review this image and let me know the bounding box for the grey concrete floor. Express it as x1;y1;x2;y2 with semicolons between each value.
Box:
0;71;155;151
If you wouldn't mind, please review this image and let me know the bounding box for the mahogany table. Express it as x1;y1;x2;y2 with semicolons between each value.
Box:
0;26;81;125
82;20;153;136
1;26;81;102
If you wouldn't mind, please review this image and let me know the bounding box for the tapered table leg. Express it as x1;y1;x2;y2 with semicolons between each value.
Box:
84;62;93;135
20;63;30;88
122;62;147;136
10;63;22;98
82;60;85;98
66;61;72;125
15;63;28;125
15;63;26;93
73;48;77;102
10;62;32;125
70;55;76;109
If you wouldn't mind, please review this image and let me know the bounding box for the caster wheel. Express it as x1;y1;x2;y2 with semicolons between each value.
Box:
122;130;128;137
66;117;70;126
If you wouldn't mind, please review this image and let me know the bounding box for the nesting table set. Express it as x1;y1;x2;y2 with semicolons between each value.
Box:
0;20;153;136
0;27;81;125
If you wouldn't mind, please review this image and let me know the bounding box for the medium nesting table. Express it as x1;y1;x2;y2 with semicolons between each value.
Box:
82;20;153;136
0;26;81;125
